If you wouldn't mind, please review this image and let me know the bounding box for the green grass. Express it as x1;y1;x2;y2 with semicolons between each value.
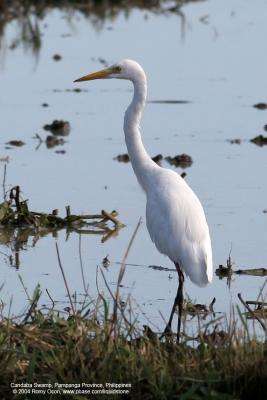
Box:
0;278;266;400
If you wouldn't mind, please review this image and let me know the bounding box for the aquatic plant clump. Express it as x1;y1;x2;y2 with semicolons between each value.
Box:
0;186;124;241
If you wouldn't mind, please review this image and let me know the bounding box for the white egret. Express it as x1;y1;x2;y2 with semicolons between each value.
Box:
74;59;213;341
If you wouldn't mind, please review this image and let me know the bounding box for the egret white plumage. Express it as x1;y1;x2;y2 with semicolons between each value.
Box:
74;59;213;341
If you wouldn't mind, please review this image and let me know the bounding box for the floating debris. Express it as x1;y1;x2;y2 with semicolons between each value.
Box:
228;138;241;144
147;100;191;104
165;153;193;168
253;102;267;110
102;255;110;269
114;153;192;168
43;120;70;136
215;256;233;287
55;150;66;154
119;299;126;309
250;134;267;146
199;14;210;25
113;153;130;163
114;153;162;164
180;172;187;179
216;261;267;279
53;53;62;61
46;135;65;148
98;57;108;67
152;154;163;164
148;264;175;272
67;88;83;93
5;140;25;147
42;102;49;107
235;268;267;276
53;88;88;93
33;133;65;150
215;264;232;278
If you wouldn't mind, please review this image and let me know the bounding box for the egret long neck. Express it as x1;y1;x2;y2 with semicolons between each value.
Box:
124;78;158;191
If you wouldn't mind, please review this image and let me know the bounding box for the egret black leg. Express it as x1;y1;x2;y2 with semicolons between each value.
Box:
163;263;184;342
176;263;184;342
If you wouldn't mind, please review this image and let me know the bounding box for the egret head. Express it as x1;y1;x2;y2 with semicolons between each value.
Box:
74;59;145;83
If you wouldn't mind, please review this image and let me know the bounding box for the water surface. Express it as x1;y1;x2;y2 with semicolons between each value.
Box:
0;0;266;330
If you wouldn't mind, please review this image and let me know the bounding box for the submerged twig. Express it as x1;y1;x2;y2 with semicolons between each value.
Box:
2;163;7;200
45;288;55;308
78;234;88;295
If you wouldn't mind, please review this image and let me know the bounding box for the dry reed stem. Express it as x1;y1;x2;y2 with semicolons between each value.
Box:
55;242;75;315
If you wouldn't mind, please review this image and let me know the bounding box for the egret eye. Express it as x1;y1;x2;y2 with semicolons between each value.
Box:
114;66;122;73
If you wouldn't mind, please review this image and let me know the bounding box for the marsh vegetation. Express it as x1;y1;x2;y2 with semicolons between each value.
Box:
0;252;266;399
0;0;267;397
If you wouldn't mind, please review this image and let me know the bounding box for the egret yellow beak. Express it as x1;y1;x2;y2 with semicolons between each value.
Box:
74;66;115;82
